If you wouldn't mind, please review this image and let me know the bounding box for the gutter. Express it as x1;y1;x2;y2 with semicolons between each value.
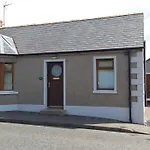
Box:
128;50;132;123
0;46;144;56
18;47;144;56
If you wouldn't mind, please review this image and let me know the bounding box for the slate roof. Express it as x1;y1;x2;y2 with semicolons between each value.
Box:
0;13;144;55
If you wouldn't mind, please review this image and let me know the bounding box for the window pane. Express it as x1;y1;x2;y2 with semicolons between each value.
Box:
4;72;12;90
98;60;113;67
98;70;114;89
5;64;12;71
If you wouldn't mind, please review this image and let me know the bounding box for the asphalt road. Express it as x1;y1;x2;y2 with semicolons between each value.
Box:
0;123;150;150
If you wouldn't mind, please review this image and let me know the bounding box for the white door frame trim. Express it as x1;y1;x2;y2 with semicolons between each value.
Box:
44;59;66;110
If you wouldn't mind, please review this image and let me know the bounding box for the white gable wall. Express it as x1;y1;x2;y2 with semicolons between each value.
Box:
131;50;145;124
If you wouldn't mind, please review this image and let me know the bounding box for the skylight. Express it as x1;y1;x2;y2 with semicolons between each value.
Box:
0;34;18;55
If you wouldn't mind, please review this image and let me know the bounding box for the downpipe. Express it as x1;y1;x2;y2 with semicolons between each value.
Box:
128;50;132;123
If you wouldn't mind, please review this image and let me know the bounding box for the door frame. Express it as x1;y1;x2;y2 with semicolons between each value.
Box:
44;59;66;110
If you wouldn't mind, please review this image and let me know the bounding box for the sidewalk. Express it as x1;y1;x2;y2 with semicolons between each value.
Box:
0;111;150;135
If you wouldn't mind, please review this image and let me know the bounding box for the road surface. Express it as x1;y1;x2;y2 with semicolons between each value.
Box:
0;122;150;150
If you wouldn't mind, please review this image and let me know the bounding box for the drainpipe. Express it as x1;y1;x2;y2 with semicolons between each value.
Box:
128;50;132;123
144;41;147;107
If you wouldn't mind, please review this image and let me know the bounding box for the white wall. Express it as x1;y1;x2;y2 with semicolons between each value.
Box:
131;50;145;124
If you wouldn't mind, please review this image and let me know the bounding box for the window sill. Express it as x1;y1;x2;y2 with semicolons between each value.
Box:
0;91;18;95
93;90;117;94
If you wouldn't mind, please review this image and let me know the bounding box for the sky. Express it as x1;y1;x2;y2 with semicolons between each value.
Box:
0;0;150;59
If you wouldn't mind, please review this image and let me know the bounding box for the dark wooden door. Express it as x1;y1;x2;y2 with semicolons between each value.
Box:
47;62;63;107
147;74;150;98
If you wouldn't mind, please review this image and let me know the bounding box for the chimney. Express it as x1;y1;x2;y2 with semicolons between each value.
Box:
0;20;3;27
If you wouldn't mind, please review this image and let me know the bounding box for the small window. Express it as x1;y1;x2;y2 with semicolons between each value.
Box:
0;63;14;91
93;56;117;93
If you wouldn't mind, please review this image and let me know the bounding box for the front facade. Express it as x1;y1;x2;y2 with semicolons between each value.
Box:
0;13;145;124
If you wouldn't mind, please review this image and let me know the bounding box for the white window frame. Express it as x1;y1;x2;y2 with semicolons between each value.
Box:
93;56;117;94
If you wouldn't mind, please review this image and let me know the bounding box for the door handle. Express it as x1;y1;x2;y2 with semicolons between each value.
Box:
48;82;51;88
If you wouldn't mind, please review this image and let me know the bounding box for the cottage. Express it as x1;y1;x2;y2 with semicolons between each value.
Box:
0;13;145;124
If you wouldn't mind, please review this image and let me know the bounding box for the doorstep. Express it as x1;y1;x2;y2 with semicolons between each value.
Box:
40;108;66;115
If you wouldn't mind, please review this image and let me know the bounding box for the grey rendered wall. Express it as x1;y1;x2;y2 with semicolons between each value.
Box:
13;51;129;107
65;52;128;107
14;56;44;104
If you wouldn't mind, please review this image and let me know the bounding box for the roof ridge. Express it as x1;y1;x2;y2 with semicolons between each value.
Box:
1;12;143;29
